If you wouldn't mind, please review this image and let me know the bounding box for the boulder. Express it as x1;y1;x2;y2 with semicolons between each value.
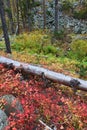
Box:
0;95;23;117
0;110;8;130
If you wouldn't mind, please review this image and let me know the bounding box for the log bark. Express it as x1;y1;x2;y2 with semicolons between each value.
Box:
0;56;87;91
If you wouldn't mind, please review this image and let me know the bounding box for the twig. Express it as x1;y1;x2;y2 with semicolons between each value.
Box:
39;119;53;130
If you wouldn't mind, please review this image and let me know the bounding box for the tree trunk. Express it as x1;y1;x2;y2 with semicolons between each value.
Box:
6;0;14;34
43;0;46;29
0;56;87;91
25;0;31;31
16;0;20;34
0;0;11;53
19;0;25;29
55;0;58;32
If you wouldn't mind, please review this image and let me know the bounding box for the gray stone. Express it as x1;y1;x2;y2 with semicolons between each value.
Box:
0;38;2;41
0;95;23;117
32;0;87;34
74;26;81;34
81;30;87;34
0;110;8;130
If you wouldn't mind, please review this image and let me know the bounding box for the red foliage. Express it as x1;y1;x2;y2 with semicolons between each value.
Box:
0;64;87;130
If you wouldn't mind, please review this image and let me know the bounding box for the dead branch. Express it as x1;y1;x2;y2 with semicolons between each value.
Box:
0;56;87;91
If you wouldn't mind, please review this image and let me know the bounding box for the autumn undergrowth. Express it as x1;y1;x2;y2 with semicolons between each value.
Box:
0;64;87;130
0;30;87;129
0;30;87;79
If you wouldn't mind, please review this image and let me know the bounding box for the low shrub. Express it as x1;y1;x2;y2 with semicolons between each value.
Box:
61;0;73;13
76;61;87;78
0;64;87;130
43;45;57;55
53;30;65;40
70;40;87;61
73;2;87;19
73;9;87;19
12;31;51;53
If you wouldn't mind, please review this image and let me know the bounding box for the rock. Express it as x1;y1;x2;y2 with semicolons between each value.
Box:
74;25;81;34
0;95;23;117
81;30;87;34
0;110;8;130
0;38;2;41
74;35;87;40
32;0;87;34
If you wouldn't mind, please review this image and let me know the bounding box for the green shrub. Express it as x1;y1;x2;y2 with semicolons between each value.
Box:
73;2;87;19
43;45;57;55
61;0;73;12
31;1;41;7
73;9;87;19
76;61;87;77
53;30;65;40
12;31;51;53
70;40;87;60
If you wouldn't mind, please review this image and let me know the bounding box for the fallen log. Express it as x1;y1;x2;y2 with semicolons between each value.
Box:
0;56;87;91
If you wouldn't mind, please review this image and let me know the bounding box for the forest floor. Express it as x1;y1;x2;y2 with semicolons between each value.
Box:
0;30;87;129
0;64;87;130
